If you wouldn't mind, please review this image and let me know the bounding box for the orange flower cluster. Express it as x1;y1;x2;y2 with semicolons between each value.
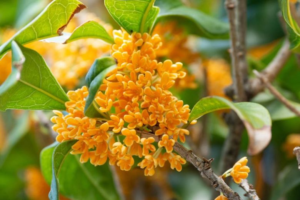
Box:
153;22;198;89
283;134;300;158
204;59;232;99
52;30;191;176
230;157;250;184
24;167;68;200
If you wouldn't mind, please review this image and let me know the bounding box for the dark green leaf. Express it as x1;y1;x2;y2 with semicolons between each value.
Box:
155;0;229;39
85;57;116;118
40;142;120;200
189;96;272;155
65;21;114;44
85;57;116;87
49;141;76;200
104;0;159;33
280;0;300;52
0;0;86;58
0;44;69;111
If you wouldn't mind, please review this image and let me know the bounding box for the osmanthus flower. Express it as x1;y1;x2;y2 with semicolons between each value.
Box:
51;29;192;176
215;194;228;200
221;157;250;184
283;134;300;158
25;167;68;200
204;59;232;99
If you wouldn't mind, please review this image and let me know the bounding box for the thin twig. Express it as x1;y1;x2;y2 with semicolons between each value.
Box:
253;70;300;117
248;39;291;97
140;131;241;200
225;39;291;99
36;111;57;140
293;147;300;170
239;179;260;200
218;0;248;192
225;0;247;102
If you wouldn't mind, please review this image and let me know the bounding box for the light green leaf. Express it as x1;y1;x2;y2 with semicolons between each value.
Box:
85;57;116;118
0;0;86;58
155;0;229;39
40;141;120;200
281;0;300;52
104;0;159;33
0;44;69;111
266;99;300;121
65;21;114;44
189;96;272;155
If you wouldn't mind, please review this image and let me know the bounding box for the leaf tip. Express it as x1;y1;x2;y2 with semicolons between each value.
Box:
245;122;272;155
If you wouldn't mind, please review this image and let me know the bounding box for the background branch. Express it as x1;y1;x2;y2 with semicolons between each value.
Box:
293;147;300;170
248;39;291;97
253;70;300;117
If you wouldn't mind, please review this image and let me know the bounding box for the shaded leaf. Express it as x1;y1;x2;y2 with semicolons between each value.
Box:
155;0;229;39
105;0;159;33
271;162;300;200
0;0;85;58
0;41;24;95
85;57;116;118
0;44;69;111
40;142;120;200
281;0;300;52
65;21;114;44
49;141;76;200
265;99;300;121
189;96;272;155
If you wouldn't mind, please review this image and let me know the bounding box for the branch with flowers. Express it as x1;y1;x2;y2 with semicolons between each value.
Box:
1;0;293;200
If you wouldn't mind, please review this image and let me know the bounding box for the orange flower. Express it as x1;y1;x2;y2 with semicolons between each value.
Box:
108;115;124;133
168;153;186;172
138;155;158;176
117;154;134;171
122;128;140;146
215;194;228;200
283;134;300;158
230;157;250;184
141;137;156;155
124;112;143;129
158;135;175;153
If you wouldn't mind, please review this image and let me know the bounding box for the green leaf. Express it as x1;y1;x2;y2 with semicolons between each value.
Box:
85;57;116;87
189;96;272;155
49;140;76;200
0;0;86;58
281;0;300;52
0;44;69;111
155;0;229;39
271;162;300;200
104;0;159;33
266;99;300;120
65;21;114;44
85;57;116;118
40;142;120;200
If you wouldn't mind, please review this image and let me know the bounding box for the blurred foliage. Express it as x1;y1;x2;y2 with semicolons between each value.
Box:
1;0;300;200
